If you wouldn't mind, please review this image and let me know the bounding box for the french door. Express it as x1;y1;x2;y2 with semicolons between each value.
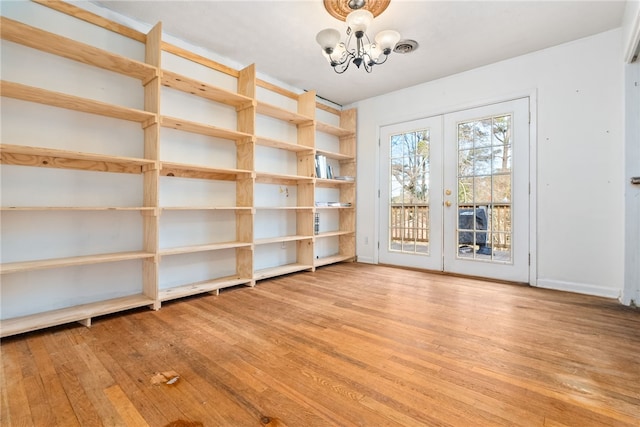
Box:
379;98;530;283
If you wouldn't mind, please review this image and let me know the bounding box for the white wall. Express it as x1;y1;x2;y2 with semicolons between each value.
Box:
353;29;625;299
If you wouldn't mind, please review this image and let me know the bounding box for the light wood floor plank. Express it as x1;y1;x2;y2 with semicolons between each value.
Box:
1;339;33;426
104;384;150;427
1;263;638;426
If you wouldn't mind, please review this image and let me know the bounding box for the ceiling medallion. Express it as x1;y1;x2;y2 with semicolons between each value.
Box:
323;0;391;21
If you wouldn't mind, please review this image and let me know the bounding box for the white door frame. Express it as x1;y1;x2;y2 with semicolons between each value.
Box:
373;91;538;285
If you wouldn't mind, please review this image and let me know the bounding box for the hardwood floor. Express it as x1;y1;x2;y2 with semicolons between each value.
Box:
1;263;639;426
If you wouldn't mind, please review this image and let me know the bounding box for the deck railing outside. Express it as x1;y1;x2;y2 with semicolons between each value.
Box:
390;203;512;250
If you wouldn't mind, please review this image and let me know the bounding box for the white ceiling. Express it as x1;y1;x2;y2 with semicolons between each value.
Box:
92;0;627;106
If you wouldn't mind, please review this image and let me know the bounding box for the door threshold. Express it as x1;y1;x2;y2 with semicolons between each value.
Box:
375;262;530;286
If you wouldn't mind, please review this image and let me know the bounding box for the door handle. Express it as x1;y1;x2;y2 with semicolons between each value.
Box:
445;201;452;207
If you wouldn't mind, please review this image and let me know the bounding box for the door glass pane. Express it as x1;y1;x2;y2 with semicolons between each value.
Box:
456;115;513;262
389;129;430;255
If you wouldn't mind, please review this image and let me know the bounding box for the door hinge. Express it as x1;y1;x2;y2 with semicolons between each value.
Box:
378;241;380;249
528;253;531;266
528;112;531;124
378;189;380;198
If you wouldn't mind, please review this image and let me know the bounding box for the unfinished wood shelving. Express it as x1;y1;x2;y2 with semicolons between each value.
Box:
160;70;254;110
0;251;155;275
0;12;162;337
0;16;158;84
0;294;156;338
251;89;319;281
256;101;314;125
156;66;255;298
0;81;157;125
0;144;156;174
314;108;357;267
0;2;356;337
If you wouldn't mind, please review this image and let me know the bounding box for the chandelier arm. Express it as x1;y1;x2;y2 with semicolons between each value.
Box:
333;51;355;73
334;64;349;74
373;52;391;65
363;57;373;72
330;51;352;67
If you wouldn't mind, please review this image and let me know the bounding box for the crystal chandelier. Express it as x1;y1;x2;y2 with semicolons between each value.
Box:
316;8;401;74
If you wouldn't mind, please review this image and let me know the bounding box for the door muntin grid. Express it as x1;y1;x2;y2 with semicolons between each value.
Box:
456;114;513;263
389;128;431;255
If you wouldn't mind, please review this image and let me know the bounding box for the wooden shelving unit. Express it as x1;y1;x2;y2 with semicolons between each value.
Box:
0;16;158;84
256;101;314;125
255;136;314;153
0;15;162;337
251;89;318;281
1;207;156;211
0;144;156;174
158;275;250;302
253;261;313;281
0;294;156;337
0;251;155;275
254;171;314;185
1;81;156;125
160;70;254;109
314;108;357;267
160;162;252;181
158;241;252;257
0;3;356;337
155;52;257;300
254;235;314;245
160;116;253;141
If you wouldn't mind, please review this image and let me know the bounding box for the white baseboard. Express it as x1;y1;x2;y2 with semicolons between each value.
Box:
356;256;375;264
534;278;621;299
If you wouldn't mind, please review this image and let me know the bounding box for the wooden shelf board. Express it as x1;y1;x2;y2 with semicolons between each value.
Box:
161;206;252;211
315;230;354;239
316;121;355;137
314;254;355;268
254;171;314;185
255;206;314;211
1;81;157;124
1;17;158;84
315;178;356;188
161;116;252;141
253;263;313;281
0;144;155;174
1;206;155;211
158;276;252;302
0;294;155;338
161;70;253;109
255;136;313;153
256;101;313;125
1;251;155;275
315;148;354;161
160;162;253;181
159;241;252;256
254;235;313;246
315;205;355;210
